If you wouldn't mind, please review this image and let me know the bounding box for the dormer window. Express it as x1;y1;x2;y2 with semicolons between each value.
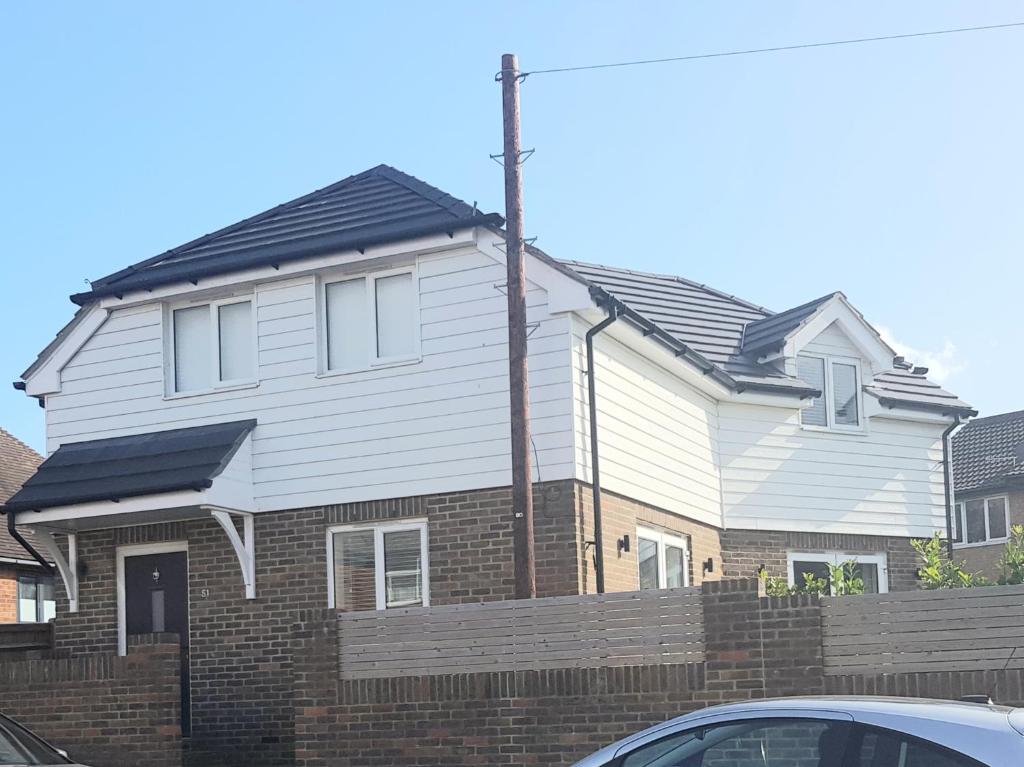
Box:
797;353;862;429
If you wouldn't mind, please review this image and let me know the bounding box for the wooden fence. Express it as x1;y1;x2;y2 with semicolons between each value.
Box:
822;584;1024;675
336;587;704;679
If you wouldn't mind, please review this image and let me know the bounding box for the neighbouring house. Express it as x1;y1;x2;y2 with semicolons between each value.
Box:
4;164;974;765
951;409;1024;577
0;428;51;624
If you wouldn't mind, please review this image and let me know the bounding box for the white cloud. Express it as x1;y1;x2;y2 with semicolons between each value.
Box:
876;325;965;384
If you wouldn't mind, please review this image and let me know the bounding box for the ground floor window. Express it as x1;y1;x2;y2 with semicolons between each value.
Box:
17;573;56;623
328;520;429;611
637;526;690;590
787;551;888;594
952;496;1009;546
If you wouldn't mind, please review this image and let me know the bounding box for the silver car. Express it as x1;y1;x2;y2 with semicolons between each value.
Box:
0;714;84;767
573;696;1024;767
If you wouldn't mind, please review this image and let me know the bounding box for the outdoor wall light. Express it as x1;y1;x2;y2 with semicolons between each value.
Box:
617;534;630;554
702;557;714;574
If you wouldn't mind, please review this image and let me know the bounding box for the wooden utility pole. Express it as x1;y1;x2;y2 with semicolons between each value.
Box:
500;52;536;599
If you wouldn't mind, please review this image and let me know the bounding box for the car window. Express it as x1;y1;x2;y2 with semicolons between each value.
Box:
0;717;71;765
849;726;987;767
620;718;851;767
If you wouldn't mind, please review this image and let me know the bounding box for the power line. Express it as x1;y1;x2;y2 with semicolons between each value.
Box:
521;20;1024;78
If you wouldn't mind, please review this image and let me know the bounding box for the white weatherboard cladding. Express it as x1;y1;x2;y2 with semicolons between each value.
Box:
45;246;576;511
801;321;869;367
570;317;723;529
719;401;947;537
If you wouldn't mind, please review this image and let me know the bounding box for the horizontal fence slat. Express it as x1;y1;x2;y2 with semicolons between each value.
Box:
337;586;704;679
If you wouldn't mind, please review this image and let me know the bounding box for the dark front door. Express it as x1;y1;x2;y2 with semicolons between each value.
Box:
124;551;190;734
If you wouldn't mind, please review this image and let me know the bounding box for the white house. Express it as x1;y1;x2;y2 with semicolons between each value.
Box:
4;164;972;760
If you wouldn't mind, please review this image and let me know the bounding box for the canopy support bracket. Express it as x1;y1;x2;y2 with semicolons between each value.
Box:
34;530;78;613
210;508;255;599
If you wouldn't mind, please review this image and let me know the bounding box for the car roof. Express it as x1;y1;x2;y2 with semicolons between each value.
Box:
690;696;1016;722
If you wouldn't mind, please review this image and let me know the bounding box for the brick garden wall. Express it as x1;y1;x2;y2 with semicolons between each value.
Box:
719;529;921;591
0;634;182;767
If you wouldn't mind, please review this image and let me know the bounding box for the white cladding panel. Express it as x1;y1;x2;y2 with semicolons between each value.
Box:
45;246;576;510
570;318;723;529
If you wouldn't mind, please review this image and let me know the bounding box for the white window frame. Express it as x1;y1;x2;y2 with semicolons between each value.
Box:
318;265;421;376
952;495;1011;548
165;294;258;396
786;551;888;594
326;519;430;610
636;526;691;589
797;352;864;432
116;541;189;656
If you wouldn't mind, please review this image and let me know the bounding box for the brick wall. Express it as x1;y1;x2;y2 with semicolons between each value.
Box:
719;529;921;592
576;483;723;593
0;567;16;623
0;634;181;767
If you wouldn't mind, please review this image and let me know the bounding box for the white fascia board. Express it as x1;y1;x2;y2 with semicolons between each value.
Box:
97;229;479;311
23;305;109;396
785;297;894;373
475;235;593;315
725;388;808;410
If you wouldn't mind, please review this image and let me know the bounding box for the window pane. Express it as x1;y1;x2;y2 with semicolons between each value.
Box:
622;719;849;767
218;301;253;381
953;504;963;543
638;537;659;590
173;305;210;392
853;563;879;594
797;356;827;426
832;362;859;425
333;530;376;611
151;589;166;633
793;560;831;591
17;578;37;623
987;498;1008;540
852;727;986;767
665;544;686;588
375;273;415;358
325;279;367;370
38;577;55;622
383;530;423;608
965;499;987;543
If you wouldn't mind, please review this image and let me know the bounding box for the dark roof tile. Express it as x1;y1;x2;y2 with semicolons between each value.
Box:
952;410;1024;494
0;429;45;563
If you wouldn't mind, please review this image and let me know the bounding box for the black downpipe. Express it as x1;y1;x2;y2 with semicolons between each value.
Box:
585;304;620;594
5;510;54;575
942;415;962;560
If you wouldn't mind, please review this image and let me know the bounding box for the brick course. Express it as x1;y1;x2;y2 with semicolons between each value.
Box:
0;568;16;623
719;529;921;592
0;634;182;767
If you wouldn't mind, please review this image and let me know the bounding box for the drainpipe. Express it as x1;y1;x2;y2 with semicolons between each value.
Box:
585;303;620;594
942;415;962;560
5;510;54;575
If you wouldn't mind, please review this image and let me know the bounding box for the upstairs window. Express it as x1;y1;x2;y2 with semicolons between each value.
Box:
953;496;1009;546
322;269;418;373
637;526;690;590
797;354;862;429
170;298;255;393
328;521;429;611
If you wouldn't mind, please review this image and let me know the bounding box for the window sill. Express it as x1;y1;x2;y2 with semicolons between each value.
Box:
799;424;867;436
953;539;1008;550
163;381;259;401
316;356;422;379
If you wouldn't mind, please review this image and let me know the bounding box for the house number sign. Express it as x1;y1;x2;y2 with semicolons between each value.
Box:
200;588;210;598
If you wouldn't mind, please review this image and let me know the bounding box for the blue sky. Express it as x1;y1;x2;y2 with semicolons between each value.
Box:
2;2;1022;452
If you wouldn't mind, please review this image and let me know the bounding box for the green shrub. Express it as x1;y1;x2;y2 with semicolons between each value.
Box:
997;525;1024;585
912;533;989;589
759;560;864;597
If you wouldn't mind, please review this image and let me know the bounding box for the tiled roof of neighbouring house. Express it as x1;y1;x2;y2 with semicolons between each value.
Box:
70;165;503;305
952;410;1024;494
3;420;257;513
59;164;972;416
0;428;45;563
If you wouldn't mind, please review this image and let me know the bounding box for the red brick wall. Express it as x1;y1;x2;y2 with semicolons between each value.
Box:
0;568;17;623
0;634;181;767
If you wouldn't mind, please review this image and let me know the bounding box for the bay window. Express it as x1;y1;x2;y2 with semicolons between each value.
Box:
328;521;428;611
322;268;418;373
797;353;862;429
169;297;255;394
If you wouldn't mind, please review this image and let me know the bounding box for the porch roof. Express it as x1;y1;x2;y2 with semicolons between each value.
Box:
2;420;256;514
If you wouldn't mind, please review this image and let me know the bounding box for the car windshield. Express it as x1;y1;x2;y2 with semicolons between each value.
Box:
0;717;71;765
